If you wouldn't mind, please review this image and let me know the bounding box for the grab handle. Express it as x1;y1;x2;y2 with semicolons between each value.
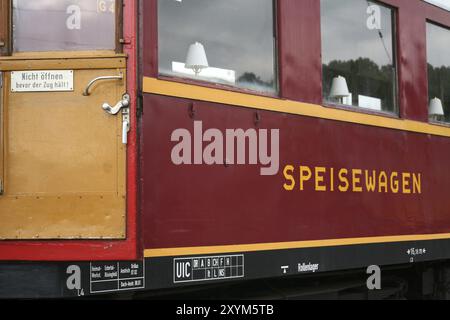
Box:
83;73;123;96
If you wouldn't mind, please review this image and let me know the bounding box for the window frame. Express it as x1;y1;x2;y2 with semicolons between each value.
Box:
426;19;450;127
0;1;12;56
320;0;400;118
155;0;280;98
0;0;123;56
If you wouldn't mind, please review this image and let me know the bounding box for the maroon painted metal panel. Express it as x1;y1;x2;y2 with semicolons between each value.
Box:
392;0;429;122
141;94;450;249
278;0;322;104
140;0;450;250
141;0;158;78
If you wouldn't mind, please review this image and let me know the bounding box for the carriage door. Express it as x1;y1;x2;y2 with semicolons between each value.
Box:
0;0;127;240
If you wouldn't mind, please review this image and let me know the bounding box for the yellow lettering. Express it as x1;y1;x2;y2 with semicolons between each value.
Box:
413;173;422;194
300;166;312;191
379;172;388;193
390;172;399;194
365;170;377;192
352;169;363;192
330;168;335;192
281;165;422;196
338;169;349;192
403;173;411;194
283;165;295;191
315;167;327;192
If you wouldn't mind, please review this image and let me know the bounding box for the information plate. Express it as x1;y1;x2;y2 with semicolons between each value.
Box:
11;70;74;92
174;255;245;284
90;261;146;294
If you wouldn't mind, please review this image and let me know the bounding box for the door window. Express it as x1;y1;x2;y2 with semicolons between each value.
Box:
12;0;116;52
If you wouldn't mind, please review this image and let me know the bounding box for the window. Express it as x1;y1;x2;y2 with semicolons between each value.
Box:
12;0;116;52
158;0;277;95
321;0;397;114
427;22;450;123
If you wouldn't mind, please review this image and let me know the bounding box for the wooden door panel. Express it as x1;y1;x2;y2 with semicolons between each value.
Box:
0;64;127;240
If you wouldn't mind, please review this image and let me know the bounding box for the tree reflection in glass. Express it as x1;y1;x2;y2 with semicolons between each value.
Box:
321;0;397;113
427;22;450;123
158;0;277;95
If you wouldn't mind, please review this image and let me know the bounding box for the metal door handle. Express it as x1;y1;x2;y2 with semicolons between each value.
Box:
83;73;123;96
122;120;130;145
122;104;130;145
102;94;131;145
121;106;131;145
102;94;130;115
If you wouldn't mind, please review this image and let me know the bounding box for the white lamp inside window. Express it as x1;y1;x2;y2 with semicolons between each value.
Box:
185;42;209;76
429;97;445;121
329;76;350;104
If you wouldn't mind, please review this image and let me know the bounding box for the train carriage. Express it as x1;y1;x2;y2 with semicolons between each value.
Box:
1;0;450;299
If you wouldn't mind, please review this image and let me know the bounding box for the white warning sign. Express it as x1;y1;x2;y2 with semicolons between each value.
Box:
11;70;74;92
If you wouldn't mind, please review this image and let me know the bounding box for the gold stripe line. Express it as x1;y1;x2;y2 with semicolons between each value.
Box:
144;233;450;258
142;77;450;138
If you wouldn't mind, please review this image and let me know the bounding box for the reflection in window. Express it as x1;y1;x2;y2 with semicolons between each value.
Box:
321;0;397;113
158;0;277;94
427;22;450;123
13;0;116;52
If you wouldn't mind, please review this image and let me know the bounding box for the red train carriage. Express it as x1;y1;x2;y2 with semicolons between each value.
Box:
1;0;450;299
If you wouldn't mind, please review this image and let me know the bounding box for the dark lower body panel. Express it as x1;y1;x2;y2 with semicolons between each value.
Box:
1;238;450;299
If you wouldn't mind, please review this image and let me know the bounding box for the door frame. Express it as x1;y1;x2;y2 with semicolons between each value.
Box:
0;71;4;196
0;0;11;56
0;0;138;261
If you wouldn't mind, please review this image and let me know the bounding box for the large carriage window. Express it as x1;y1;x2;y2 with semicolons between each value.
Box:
321;0;397;114
13;0;116;52
158;0;277;95
427;22;450;123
